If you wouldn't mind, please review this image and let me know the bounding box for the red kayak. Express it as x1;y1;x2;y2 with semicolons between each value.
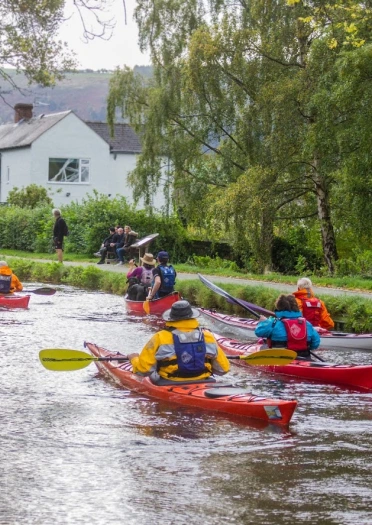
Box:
125;291;181;316
84;341;297;426
200;308;372;351
0;294;30;309
214;333;372;391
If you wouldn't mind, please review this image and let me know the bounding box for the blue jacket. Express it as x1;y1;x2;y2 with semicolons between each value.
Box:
254;310;320;350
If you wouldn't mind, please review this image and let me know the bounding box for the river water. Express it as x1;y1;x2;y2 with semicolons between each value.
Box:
1;285;372;525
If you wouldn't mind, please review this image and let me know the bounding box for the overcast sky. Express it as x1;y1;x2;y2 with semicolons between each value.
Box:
59;0;151;70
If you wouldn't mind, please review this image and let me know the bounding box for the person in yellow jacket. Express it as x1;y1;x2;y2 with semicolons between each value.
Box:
0;261;23;294
293;277;334;330
127;300;230;384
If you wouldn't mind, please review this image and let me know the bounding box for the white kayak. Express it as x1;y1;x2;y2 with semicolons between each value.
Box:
199;308;372;351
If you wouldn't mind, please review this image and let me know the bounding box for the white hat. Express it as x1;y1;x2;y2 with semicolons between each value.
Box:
0;261;8;267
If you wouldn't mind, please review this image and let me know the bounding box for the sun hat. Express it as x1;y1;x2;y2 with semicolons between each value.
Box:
157;251;169;260
0;261;7;267
140;253;156;266
162;300;200;321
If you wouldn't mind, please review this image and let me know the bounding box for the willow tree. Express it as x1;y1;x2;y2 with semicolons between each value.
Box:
0;0;116;90
108;0;372;273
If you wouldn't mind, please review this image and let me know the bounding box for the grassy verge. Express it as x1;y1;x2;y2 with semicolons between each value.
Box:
6;256;372;333
2;249;372;292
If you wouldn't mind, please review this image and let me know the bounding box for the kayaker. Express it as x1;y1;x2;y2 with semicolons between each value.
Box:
126;253;156;300
0;261;23;294
293;277;334;330
127;300;230;384
147;251;176;300
254;294;320;359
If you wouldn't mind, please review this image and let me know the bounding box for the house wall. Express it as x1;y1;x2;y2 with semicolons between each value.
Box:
0;148;32;202
0;112;166;210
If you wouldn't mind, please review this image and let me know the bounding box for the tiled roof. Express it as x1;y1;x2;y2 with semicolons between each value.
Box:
0;111;71;150
85;122;142;153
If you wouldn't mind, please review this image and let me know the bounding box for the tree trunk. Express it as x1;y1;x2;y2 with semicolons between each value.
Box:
312;161;338;273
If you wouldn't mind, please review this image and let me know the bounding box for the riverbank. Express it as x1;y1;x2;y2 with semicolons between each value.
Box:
4;255;372;332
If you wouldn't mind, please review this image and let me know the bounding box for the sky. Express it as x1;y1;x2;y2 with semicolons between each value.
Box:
59;0;151;70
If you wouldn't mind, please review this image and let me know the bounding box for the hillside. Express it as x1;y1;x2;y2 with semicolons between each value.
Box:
0;66;152;123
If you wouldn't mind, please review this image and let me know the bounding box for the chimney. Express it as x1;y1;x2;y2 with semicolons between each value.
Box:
14;103;33;123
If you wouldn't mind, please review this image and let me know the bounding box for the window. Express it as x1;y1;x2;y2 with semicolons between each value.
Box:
48;158;90;183
6;166;10;183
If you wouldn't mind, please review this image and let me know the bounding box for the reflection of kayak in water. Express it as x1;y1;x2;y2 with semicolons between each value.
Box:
84;341;298;426
0;294;30;309
214;333;372;392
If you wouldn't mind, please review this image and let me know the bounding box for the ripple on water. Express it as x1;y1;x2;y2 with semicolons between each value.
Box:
0;284;372;524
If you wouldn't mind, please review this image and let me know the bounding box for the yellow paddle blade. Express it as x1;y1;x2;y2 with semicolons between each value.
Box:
232;349;297;366
143;299;150;315
39;349;98;371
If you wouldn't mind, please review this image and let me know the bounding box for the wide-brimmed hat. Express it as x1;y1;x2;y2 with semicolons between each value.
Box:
162;300;200;321
140;253;156;266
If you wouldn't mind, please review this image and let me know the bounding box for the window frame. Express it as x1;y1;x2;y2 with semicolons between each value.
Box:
47;157;91;184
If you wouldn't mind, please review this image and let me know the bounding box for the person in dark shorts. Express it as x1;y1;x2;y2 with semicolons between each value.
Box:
52;208;68;263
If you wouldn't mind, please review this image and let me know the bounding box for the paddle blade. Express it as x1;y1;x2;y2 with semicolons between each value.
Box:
29;287;56;295
143;299;150;315
230;349;297;366
39;349;97;371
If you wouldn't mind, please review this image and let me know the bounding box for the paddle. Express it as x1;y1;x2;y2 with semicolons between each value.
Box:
198;274;262;319
39;347;297;372
198;273;325;362
226;297;275;317
143;299;150;315
22;287;56;296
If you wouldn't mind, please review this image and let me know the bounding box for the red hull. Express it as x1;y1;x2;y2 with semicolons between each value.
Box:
200;308;372;350
214;333;372;391
0;294;30;309
125;291;181;316
85;342;297;425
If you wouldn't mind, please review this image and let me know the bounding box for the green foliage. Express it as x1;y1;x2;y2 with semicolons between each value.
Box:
7;184;53;209
189;255;240;272
0;194;190;262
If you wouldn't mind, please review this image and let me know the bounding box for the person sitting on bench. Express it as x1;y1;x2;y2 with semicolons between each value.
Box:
116;225;138;266
94;226;117;264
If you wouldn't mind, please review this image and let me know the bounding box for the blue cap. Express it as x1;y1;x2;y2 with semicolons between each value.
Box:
157;251;169;259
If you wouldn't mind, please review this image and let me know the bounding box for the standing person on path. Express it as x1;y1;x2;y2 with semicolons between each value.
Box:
52;209;68;264
255;294;320;360
0;261;23;294
293;277;334;330
148;251;176;300
127;300;230;384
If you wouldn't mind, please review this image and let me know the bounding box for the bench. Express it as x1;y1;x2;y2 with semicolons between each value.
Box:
106;233;159;265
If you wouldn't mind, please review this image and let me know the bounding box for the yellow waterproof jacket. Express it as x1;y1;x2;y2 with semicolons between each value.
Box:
293;288;334;330
0;266;23;293
130;318;230;381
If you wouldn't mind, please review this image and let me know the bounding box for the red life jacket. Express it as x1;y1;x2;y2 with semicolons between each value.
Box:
301;298;321;326
281;318;308;351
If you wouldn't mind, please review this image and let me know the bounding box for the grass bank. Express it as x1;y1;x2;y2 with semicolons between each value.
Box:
7;256;372;333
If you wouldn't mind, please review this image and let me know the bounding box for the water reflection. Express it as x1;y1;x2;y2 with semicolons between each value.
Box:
0;284;372;524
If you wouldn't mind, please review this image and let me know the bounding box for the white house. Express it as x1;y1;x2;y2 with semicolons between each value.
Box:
0;103;166;209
